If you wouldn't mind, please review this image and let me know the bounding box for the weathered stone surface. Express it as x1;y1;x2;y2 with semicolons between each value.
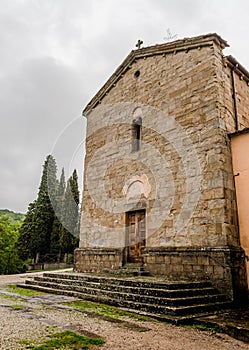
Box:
76;33;249;302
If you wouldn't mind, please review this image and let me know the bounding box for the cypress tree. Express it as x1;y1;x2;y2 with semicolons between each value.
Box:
32;155;57;261
56;168;66;220
17;200;36;261
70;169;80;245
60;169;80;258
50;168;66;259
17;158;80;264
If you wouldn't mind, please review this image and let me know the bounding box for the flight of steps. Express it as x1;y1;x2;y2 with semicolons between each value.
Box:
19;272;232;322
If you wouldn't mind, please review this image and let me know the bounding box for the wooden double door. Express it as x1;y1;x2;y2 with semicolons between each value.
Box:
127;210;146;263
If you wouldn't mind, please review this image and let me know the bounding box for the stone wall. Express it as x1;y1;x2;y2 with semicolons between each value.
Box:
81;37;239;249
28;262;73;271
143;246;247;302
74;248;124;272
218;58;249;132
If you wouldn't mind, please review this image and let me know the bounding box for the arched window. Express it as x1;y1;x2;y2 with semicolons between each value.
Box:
132;117;142;151
132;107;143;152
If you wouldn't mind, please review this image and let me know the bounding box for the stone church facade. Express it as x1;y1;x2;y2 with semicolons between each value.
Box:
75;33;249;301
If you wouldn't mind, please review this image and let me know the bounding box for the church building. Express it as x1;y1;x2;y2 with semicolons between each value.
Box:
75;33;249;302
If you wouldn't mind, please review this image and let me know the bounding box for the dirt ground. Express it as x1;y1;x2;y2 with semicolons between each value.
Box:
0;271;248;350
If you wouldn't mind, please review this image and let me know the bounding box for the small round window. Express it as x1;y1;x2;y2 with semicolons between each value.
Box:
134;70;140;78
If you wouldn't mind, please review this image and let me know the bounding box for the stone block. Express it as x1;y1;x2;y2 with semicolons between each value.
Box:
182;255;197;265
183;264;193;273
171;264;184;273
155;255;165;263
192;265;203;272
204;265;214;275
171;256;182;265
213;265;224;278
197;256;210;266
164;256;171;264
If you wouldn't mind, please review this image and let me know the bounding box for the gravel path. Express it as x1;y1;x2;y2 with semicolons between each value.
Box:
0;272;248;350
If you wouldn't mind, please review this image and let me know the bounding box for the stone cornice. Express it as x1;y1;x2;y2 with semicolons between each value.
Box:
224;55;249;83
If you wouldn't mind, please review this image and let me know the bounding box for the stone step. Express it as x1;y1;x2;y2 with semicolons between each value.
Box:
42;272;212;290
20;272;232;320
25;279;227;307
108;268;150;276
33;276;219;298
109;263;150;276
18;282;231;317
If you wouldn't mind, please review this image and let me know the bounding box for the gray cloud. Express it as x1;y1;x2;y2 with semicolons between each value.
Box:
0;0;249;212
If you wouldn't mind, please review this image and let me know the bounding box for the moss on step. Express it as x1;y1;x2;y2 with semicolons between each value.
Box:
64;300;154;321
5;285;48;297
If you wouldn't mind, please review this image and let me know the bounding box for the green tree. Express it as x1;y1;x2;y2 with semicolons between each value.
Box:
0;209;24;223
17;155;58;262
70;169;80;247
0;215;23;274
32;155;57;261
23;155;57;261
17;200;36;261
50;168;66;259
60;169;80;258
17;157;80;265
55;167;66;222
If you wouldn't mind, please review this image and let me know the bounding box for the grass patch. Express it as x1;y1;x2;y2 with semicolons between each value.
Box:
26;270;44;273
64;300;153;321
0;293;25;302
26;330;104;349
19;339;31;346
184;321;222;333
9;304;26;310
5;285;47;297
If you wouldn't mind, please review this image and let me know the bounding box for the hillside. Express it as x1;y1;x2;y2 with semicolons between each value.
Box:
0;209;25;223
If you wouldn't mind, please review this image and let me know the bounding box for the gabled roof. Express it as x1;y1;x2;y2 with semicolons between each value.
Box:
83;33;228;115
225;55;249;83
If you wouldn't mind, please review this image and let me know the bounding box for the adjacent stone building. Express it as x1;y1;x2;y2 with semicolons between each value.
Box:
75;33;249;301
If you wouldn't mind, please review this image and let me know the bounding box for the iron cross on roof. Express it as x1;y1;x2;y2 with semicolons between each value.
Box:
136;39;143;49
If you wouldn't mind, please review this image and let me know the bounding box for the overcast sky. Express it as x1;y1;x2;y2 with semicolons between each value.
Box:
1;0;249;213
